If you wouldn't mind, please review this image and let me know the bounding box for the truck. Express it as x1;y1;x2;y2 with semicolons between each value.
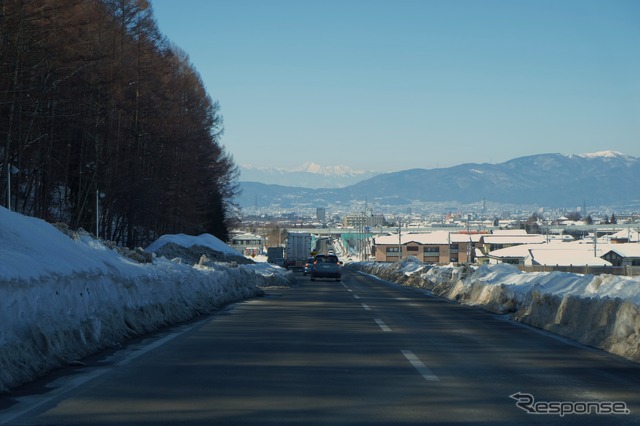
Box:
266;246;285;266
285;232;313;271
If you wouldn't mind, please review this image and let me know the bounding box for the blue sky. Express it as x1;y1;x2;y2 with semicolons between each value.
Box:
151;0;639;172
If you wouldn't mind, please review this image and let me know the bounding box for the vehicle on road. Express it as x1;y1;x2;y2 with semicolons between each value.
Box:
266;246;285;264
303;257;315;275
285;232;313;270
310;254;341;281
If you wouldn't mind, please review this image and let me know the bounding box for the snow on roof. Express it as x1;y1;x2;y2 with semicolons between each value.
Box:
230;233;263;241
487;243;614;266
491;229;528;235
548;234;575;242
481;234;546;244
602;244;640;258
530;249;611;266
375;231;474;245
486;244;534;259
609;229;640;242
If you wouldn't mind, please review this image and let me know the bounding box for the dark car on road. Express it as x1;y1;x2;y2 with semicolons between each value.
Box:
310;254;341;281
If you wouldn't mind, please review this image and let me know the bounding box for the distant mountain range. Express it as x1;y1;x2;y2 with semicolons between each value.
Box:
238;151;640;209
239;162;379;188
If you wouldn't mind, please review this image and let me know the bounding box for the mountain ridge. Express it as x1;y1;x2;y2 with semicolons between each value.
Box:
238;152;640;209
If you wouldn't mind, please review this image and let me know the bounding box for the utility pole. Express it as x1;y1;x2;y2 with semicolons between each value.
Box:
96;190;99;238
398;219;402;261
6;163;11;211
466;214;471;263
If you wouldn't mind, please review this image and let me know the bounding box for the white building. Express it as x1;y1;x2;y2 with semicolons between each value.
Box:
229;233;264;257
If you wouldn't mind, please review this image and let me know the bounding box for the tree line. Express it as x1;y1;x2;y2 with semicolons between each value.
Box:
1;0;239;248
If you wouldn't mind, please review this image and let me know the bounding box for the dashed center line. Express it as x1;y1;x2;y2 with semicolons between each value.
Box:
375;318;391;332
353;294;360;300
401;350;439;382
361;303;371;311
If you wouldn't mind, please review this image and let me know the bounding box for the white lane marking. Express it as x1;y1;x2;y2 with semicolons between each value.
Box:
361;303;371;311
375;318;391;332
353;294;360;299
401;350;440;382
347;289;353;292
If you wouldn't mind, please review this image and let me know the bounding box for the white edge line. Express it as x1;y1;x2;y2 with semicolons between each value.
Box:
401;350;439;382
0;323;198;425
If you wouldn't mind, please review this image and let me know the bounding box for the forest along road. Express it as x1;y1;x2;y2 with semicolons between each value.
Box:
2;269;640;425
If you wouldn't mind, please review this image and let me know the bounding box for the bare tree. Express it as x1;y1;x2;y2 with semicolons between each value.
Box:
1;0;240;247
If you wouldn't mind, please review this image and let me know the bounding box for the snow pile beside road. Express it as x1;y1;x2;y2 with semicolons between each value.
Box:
348;258;640;363
147;233;254;265
0;207;293;392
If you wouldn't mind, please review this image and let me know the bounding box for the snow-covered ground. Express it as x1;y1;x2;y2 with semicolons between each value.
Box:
0;207;294;392
346;258;640;363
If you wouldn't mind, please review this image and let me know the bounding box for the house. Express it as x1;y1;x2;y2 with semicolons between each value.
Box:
373;231;480;264
608;229;640;244
601;244;640;267
529;248;611;267
484;244;533;265
486;243;612;267
478;232;546;255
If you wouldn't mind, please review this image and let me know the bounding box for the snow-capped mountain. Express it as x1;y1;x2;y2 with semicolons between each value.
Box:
239;162;379;188
238;152;640;209
574;150;634;160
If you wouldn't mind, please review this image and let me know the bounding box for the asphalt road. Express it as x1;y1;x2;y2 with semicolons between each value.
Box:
2;269;640;425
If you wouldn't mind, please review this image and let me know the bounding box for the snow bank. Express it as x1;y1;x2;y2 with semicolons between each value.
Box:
347;258;640;363
0;207;294;392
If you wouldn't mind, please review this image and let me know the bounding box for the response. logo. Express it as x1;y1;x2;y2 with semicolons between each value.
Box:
510;392;630;417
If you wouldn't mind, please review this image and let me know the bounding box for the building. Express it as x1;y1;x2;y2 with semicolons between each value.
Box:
372;229;549;265
229;233;264;257
373;231;479;264
343;214;385;229
530;248;611;267
316;207;326;225
486;242;613;268
478;231;546;255
608;229;640;244
601;244;640;267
